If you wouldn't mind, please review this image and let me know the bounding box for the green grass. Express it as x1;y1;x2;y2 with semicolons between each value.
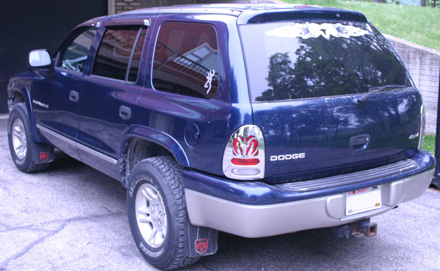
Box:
284;0;440;50
423;134;435;154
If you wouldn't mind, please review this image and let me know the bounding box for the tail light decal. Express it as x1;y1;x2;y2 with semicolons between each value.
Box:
223;125;265;180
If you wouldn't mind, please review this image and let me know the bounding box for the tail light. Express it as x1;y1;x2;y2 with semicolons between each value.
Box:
222;125;265;180
418;105;425;150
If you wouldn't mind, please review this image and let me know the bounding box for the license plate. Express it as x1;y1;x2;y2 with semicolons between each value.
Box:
346;186;381;216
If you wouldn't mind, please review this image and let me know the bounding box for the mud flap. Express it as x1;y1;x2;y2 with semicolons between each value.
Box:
185;224;218;258
31;142;55;164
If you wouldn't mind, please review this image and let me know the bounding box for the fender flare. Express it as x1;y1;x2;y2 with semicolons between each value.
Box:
122;125;190;168
8;84;44;143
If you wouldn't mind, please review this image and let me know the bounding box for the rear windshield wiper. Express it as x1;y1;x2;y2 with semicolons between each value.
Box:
355;85;410;104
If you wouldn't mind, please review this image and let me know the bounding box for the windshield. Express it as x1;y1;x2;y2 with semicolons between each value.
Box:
239;21;412;102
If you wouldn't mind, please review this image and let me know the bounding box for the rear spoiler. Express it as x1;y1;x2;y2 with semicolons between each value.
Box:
238;8;368;25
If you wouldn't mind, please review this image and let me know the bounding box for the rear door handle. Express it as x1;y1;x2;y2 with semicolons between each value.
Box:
350;134;370;150
119;106;132;120
69;90;79;102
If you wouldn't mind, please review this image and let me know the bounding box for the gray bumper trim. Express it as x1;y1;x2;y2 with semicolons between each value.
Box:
185;169;434;238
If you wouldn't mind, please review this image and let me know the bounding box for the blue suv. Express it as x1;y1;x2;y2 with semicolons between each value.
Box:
7;4;435;270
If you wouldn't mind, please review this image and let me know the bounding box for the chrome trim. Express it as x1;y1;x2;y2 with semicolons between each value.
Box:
185;169;434;238
76;143;118;165
418;105;425;150
37;124;76;146
37;124;118;165
222;125;265;180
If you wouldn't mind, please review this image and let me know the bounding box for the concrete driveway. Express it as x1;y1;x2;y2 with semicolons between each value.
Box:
0;117;439;271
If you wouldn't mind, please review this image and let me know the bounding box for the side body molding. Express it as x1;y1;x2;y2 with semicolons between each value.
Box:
123;125;190;168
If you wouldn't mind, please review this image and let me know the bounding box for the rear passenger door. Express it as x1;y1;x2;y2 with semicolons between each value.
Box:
77;20;149;179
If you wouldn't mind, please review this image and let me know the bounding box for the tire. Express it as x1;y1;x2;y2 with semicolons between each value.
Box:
127;156;199;270
7;103;51;173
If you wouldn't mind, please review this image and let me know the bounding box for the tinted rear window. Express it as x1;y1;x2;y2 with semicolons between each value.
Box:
240;22;412;102
152;22;219;99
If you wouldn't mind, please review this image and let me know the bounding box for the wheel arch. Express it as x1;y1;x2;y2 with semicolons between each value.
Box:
119;125;190;187
7;83;44;143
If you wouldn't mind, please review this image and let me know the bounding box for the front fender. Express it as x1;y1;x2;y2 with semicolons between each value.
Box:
8;79;44;143
122;125;190;168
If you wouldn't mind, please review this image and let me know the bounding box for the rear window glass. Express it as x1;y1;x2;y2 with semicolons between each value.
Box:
240;22;412;102
93;25;145;81
152;22;219;99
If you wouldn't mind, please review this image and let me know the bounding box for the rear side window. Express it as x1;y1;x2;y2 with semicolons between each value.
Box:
93;25;146;82
240;22;412;102
152;22;219;99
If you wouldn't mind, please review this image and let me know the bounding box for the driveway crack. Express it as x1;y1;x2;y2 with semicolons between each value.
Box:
0;222;66;269
0;212;125;269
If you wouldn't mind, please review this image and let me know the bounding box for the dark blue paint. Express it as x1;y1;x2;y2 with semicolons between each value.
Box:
6;5;432;197
237;7;368;25
123;124;190;167
253;88;422;183
183;150;435;206
8;73;44;143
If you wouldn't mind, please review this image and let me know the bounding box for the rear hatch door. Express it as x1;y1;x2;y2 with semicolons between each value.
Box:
239;20;422;183
252;89;422;183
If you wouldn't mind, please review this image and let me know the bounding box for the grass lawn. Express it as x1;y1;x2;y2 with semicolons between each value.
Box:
283;0;440;50
423;134;435;154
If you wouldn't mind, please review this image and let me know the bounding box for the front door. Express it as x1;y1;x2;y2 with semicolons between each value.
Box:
32;26;98;159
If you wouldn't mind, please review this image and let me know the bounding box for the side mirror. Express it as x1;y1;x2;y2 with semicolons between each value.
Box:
28;49;52;68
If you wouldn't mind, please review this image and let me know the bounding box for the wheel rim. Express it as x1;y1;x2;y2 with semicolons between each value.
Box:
11;118;27;160
135;183;167;248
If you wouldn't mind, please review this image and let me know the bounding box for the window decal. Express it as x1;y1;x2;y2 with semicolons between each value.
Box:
266;23;369;40
204;69;215;94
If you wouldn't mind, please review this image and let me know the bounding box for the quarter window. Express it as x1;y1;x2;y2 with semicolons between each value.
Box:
152;22;219;99
93;26;146;82
58;27;97;73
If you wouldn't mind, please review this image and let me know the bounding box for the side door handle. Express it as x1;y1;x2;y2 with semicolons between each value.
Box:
69;90;79;102
119;106;132;120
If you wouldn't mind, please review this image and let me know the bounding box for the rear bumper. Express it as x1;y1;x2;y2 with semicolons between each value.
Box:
183;151;435;238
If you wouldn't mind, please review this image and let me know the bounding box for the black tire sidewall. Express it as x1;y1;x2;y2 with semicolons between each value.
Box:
127;158;183;269
8;104;33;171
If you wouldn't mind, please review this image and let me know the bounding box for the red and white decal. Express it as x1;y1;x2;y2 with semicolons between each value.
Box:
233;135;259;157
195;239;209;255
39;152;49;162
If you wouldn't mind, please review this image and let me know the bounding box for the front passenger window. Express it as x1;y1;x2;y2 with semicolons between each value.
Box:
57;27;97;72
